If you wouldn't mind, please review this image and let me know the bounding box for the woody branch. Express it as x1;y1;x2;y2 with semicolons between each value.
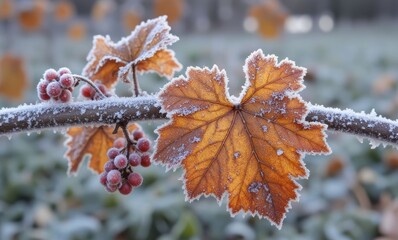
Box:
0;96;397;147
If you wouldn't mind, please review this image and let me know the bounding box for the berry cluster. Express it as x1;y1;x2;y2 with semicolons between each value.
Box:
80;80;112;100
37;67;75;103
100;128;152;195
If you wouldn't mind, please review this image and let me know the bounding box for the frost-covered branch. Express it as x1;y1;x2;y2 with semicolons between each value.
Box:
1;97;398;148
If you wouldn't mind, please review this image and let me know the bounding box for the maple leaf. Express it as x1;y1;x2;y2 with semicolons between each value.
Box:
83;16;182;89
153;49;330;228
65;124;139;175
0;53;29;101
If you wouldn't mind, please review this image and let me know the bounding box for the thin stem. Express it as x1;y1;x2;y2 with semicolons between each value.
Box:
1;97;398;148
72;74;107;99
132;64;140;97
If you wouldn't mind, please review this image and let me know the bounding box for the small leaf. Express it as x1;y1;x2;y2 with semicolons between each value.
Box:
83;16;182;89
0;53;29;101
65;124;139;174
53;0;75;23
154;49;330;228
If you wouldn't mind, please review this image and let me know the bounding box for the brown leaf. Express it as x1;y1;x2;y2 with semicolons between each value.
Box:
154;49;330;228
17;3;45;32
83;16;181;88
65;124;139;174
153;0;184;25
0;53;29;101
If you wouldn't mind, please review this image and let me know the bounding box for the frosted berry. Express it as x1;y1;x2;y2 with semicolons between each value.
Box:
99;172;107;186
107;147;119;159
37;80;48;93
107;170;122;185
46;82;62;97
59;89;72;103
59;74;74;88
104;160;116;172
113;137;126;149
140;154;151;167
128;172;143;187
81;85;94;98
114;154;128;169
105;182;118;192
39;92;51;101
58;67;72;76
137;138;151;152
43;68;59;82
132;129;144;141
128;153;141;167
118;182;133;195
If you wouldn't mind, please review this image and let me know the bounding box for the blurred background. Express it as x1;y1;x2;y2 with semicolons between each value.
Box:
1;0;398;239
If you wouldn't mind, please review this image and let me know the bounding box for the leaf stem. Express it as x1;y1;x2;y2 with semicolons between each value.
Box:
132;64;140;97
72;74;107;99
1;97;398;148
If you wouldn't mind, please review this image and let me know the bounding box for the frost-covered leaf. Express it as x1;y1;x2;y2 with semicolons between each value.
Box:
83;16;182;89
0;53;29;101
65;124;139;174
154;49;330;228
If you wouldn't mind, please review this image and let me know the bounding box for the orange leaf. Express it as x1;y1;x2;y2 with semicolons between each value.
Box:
0;0;14;20
65;124;139;174
67;21;87;41
53;0;75;22
83;16;182;88
0;53;29;101
91;0;114;21
154;49;330;228
153;0;184;25
17;4;45;32
248;0;288;38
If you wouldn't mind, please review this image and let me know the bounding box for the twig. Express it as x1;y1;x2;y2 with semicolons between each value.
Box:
1;97;398;149
131;64;140;97
72;74;107;99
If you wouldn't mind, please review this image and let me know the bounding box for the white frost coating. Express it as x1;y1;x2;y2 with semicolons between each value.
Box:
234;152;240;159
308;104;398;149
190;136;201;143
262;125;268;132
277;149;284;156
0;96;161;137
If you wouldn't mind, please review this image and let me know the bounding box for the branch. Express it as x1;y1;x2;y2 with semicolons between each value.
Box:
0;97;397;148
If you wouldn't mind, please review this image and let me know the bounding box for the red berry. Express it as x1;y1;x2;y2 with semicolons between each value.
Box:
97;83;107;94
132;129;144;140
43;68;59;82
37;80;48;93
128;153;140;167
99;172;107;186
59;89;72;103
140;154;151;167
107;170;122;185
114;154;128;169
105;182;118;192
46;82;62;98
118;182;133;195
59;74;74;88
58;67;71;76
39;92;51;101
104;160;116;172
128;172;143;187
81;85;94;98
113;137;126;149
137;138;151;152
107;147;119;159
